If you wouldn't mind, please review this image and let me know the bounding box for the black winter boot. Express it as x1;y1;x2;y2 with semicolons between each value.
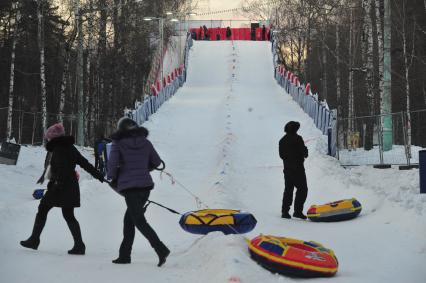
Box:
20;213;47;250
20;238;40;250
112;257;131;264
68;243;86;255
281;211;291;219
293;211;307;220
66;220;86;255
155;243;170;267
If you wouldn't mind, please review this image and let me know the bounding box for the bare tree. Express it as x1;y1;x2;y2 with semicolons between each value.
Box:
398;0;416;158
362;0;374;149
6;1;20;141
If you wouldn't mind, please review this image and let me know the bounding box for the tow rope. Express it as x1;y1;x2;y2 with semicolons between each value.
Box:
144;200;182;215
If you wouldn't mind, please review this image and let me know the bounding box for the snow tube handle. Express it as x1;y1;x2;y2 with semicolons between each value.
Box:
154;160;166;171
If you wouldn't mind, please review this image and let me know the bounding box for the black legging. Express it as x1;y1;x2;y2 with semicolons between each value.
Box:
118;188;165;258
282;170;308;214
37;203;78;224
31;203;83;245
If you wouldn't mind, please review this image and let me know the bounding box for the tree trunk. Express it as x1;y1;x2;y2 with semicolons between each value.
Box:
76;0;84;145
335;24;344;148
305;17;311;81
322;36;328;101
84;0;94;145
97;0;107;135
59;26;77;123
348;9;354;138
58;55;69;123
363;0;374;150
37;0;47;141
6;3;20;141
402;0;413;158
375;0;384;110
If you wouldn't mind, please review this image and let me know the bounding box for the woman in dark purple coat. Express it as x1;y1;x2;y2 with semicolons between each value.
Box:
107;117;170;266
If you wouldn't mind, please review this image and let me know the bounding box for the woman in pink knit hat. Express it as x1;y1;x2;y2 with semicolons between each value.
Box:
20;123;104;255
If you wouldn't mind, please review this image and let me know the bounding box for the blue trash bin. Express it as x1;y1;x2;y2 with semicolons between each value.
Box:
420;150;426;194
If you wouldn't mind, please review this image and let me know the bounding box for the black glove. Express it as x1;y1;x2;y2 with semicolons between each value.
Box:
94;171;104;183
109;179;118;189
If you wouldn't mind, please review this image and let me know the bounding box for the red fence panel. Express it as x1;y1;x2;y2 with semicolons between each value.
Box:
190;27;269;41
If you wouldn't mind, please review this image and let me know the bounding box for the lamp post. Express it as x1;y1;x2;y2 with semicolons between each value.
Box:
186;12;196;32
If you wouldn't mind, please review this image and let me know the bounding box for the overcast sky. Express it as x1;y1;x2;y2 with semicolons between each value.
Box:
193;0;248;21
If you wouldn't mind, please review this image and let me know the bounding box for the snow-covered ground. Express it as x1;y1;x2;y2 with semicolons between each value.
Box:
1;41;425;283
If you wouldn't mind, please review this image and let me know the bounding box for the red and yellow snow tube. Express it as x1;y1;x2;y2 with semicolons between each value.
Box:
247;235;338;278
307;198;362;222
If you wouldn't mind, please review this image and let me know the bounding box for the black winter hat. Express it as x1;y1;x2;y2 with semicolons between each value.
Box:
284;121;300;134
117;117;138;132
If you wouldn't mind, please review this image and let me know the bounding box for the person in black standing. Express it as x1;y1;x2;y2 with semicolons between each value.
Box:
203;25;209;40
226;26;232;40
262;25;266;41
279;121;309;219
20;123;104;254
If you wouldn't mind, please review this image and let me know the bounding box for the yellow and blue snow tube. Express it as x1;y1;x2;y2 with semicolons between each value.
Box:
179;209;257;235
307;198;362;222
247;235;338;278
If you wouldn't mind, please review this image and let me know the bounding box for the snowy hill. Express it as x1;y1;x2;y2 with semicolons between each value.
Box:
1;41;425;283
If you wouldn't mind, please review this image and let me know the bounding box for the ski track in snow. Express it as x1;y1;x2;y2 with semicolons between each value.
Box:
1;41;425;283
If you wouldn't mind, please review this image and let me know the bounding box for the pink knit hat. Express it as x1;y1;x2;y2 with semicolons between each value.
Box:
45;123;65;141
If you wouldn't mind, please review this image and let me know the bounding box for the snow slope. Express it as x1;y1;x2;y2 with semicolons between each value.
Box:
1;41;425;283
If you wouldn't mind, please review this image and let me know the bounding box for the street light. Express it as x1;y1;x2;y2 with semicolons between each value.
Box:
184;12;196;35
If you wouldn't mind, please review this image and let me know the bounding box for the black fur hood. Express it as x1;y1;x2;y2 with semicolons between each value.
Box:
46;136;75;152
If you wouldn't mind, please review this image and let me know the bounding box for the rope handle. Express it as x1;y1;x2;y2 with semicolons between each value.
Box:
154;160;166;171
144;200;182;215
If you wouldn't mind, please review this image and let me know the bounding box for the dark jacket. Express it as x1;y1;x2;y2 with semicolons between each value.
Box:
203;25;209;39
41;136;101;207
94;137;111;169
107;127;161;193
226;27;232;39
279;122;308;172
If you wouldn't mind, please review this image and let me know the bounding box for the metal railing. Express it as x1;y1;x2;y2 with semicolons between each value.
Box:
336;110;426;166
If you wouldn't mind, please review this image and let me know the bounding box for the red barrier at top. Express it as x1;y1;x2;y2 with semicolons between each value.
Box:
190;27;269;41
